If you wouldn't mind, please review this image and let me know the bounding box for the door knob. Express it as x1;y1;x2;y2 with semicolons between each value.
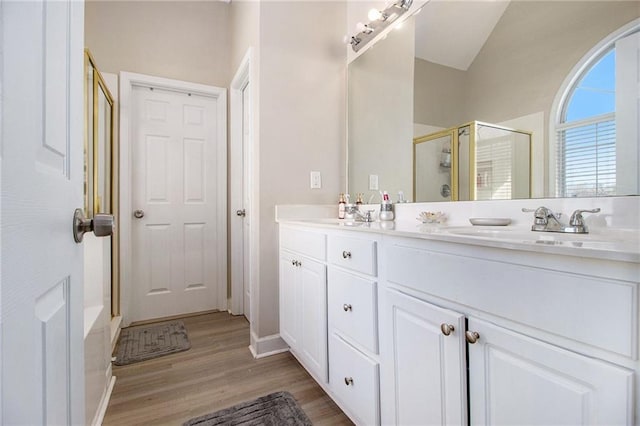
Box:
133;209;144;219
236;209;246;217
73;208;115;243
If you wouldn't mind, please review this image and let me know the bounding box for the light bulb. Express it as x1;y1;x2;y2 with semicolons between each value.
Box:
368;8;382;21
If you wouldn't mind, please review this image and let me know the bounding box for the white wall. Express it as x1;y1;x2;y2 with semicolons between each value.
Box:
85;1;230;87
256;1;346;339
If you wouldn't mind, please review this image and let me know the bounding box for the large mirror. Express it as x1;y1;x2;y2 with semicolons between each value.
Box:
347;1;640;202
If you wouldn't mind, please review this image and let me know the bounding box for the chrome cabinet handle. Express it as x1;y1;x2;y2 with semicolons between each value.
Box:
133;209;144;219
440;323;455;336
73;209;115;243
344;377;354;386
343;304;352;312
291;260;297;266
342;251;352;259
465;331;480;344
236;209;246;217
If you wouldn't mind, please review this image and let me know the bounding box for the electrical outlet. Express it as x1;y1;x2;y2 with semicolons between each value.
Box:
310;171;322;189
369;174;379;190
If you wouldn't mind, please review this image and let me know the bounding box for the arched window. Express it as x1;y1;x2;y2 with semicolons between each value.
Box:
551;20;639;197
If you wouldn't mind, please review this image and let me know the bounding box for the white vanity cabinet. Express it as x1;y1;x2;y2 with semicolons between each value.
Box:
279;225;328;383
467;317;634;426
379;287;467;425
278;220;639;426
327;232;381;425
380;235;637;426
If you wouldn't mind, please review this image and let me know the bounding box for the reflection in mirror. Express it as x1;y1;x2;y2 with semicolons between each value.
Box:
413;129;455;202
347;1;640;201
414;121;531;202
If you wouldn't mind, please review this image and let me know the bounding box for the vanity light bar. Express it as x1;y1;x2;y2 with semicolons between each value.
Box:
347;0;413;52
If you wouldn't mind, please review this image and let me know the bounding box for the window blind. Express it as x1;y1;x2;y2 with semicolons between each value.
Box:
556;113;616;197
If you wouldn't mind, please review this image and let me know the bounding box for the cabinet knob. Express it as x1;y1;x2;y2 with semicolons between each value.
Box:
291;260;296;266
440;323;455;336
342;250;352;259
343;304;352;312
465;331;480;344
344;377;354;386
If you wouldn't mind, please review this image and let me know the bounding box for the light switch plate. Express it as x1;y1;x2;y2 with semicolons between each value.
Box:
369;174;379;190
310;171;322;189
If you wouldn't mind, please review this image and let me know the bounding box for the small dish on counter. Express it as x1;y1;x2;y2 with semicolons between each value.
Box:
417;211;447;224
469;218;511;226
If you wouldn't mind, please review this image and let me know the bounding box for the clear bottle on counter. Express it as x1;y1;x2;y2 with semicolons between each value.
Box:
338;193;346;219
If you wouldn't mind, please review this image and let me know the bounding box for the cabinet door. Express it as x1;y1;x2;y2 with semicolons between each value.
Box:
468;318;634;426
380;288;467;425
299;257;328;382
279;251;299;348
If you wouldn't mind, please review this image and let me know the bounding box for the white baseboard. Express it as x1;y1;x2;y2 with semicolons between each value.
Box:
92;370;116;426
248;331;288;359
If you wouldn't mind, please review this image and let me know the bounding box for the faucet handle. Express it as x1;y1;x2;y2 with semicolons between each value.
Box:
569;208;601;226
364;210;375;222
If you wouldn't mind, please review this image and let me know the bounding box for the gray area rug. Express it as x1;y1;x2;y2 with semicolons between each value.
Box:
183;391;312;426
114;320;191;366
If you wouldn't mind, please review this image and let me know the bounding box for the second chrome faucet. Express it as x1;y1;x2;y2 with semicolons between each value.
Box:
522;207;601;234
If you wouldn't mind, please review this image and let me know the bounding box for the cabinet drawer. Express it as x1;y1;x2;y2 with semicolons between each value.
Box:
328;268;378;353
328;234;377;276
386;242;638;359
329;334;380;425
280;227;326;261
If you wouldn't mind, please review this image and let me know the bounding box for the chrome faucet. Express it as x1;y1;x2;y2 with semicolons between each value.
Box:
345;204;375;222
522;207;600;234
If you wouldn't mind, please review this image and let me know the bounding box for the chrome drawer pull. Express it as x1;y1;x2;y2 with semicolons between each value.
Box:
343;304;352;312
342;250;352;259
344;377;354;386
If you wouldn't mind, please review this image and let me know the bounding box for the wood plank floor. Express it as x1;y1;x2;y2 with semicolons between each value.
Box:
103;312;353;425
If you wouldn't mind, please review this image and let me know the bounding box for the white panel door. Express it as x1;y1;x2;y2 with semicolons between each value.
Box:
131;85;223;322
1;1;85;424
241;82;252;319
468;317;634;426
279;251;299;348
299;257;328;382
379;288;467;426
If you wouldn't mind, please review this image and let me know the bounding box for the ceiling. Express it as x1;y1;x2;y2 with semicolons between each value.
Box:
414;0;511;71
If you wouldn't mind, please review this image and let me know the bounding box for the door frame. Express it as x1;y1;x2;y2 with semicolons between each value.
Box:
119;72;227;325
229;48;255;316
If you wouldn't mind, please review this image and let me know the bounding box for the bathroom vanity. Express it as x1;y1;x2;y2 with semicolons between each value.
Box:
277;206;639;425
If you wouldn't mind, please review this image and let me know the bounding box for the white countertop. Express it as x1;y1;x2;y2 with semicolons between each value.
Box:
277;218;640;264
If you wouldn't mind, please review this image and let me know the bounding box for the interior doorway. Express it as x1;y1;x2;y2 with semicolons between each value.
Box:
119;72;227;324
230;49;254;321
